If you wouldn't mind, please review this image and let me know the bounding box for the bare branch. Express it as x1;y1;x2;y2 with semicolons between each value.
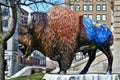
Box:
34;2;39;11
0;2;12;7
18;0;65;6
0;5;3;33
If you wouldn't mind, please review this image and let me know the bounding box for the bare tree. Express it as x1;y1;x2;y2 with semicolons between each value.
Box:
18;0;65;12
0;0;17;80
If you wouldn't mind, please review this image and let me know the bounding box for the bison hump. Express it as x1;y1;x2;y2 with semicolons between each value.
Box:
47;6;80;43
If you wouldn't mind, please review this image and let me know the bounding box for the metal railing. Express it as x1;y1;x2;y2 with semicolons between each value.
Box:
73;52;89;63
73;50;100;63
20;56;46;67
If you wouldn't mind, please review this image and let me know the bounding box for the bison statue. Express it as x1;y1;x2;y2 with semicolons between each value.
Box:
18;6;113;74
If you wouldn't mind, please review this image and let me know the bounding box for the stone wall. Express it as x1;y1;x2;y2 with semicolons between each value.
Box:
113;0;120;73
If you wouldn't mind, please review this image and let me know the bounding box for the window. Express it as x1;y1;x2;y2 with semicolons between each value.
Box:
96;4;101;11
102;4;106;11
88;14;93;20
83;0;88;1
76;0;80;2
70;4;74;11
102;0;106;2
89;0;93;1
70;0;74;2
83;14;87;17
76;4;80;12
89;4;93;11
102;14;106;21
96;0;100;1
96;14;101;20
83;5;87;11
2;19;8;27
2;8;9;16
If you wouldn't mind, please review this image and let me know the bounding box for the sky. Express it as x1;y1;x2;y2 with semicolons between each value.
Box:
22;0;65;12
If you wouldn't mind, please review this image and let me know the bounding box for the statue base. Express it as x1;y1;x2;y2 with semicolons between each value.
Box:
42;74;119;80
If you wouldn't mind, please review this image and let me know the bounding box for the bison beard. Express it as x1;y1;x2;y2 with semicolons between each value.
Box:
18;6;113;74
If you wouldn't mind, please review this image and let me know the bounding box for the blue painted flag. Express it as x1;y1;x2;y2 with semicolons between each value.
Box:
83;16;111;43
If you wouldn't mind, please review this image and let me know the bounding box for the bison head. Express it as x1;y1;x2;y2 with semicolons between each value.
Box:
18;25;33;58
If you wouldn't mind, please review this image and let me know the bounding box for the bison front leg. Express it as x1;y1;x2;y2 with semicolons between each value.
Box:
58;61;67;74
58;53;73;74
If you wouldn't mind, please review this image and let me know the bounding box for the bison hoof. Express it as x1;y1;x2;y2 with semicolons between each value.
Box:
58;71;66;74
106;70;112;75
79;70;87;74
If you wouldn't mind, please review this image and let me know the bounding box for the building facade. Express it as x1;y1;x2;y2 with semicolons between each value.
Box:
113;0;120;73
65;0;112;29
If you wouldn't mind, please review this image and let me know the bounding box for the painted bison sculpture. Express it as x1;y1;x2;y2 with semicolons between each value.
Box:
18;6;113;74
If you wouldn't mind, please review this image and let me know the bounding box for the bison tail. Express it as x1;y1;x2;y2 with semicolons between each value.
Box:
109;33;114;46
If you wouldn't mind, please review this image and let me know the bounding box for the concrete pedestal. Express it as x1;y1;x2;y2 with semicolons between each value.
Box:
42;74;119;80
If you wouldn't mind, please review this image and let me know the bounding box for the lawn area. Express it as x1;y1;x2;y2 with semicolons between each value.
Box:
7;73;120;80
8;73;44;80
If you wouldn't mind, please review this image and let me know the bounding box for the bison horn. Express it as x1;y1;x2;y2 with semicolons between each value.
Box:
27;13;33;29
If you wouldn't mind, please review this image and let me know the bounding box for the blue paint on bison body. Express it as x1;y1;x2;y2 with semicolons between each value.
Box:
83;16;111;43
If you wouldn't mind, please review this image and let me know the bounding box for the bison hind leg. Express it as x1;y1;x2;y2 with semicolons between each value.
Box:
79;48;97;74
98;44;113;75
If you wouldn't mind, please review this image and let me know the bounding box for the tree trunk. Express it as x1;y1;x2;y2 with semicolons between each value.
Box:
0;1;17;80
0;40;5;80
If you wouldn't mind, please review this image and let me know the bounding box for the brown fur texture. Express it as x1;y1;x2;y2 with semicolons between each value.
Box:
18;6;82;71
18;6;113;74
